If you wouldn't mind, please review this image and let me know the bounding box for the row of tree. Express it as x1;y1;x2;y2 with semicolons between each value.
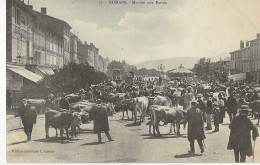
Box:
23;62;108;98
192;58;229;83
107;60;162;77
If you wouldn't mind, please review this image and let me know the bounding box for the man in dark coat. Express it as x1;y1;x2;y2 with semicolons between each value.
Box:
227;105;259;162
85;88;94;101
90;102;113;143
184;100;206;154
226;92;238;122
15;99;37;141
205;93;213;130
197;94;206;122
59;93;70;110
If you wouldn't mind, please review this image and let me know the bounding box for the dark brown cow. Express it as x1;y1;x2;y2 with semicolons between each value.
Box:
249;100;260;126
45;109;81;139
148;105;186;137
118;99;135;120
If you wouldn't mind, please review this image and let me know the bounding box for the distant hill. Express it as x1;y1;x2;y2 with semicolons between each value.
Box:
134;57;200;71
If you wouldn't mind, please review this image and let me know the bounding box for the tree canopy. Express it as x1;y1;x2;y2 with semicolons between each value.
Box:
107;60;137;77
135;68;161;77
193;58;228;83
39;62;108;95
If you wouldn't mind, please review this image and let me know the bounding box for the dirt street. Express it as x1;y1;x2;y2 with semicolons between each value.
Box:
6;112;260;163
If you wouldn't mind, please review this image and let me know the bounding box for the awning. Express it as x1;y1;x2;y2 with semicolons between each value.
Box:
37;67;54;75
228;73;246;81
7;64;42;83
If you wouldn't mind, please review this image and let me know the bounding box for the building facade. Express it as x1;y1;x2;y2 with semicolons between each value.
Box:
77;41;89;64
6;0;110;106
69;32;78;63
230;34;260;83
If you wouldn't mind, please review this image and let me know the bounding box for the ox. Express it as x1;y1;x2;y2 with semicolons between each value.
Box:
133;96;149;124
118;98;135;120
108;93;126;104
249;100;260;126
45;109;81;140
148;105;186;137
151;96;178;133
25;99;46;114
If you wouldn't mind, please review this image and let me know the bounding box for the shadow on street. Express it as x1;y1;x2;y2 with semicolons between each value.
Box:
9;140;28;146
80;141;104;146
77;128;94;134
143;134;187;139
33;137;76;144
8;127;23;132
174;152;203;158
125;122;140;127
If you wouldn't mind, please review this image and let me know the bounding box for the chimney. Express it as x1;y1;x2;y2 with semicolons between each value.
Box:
84;41;87;45
246;40;249;47
257;33;260;39
240;40;244;49
41;7;46;14
28;5;33;9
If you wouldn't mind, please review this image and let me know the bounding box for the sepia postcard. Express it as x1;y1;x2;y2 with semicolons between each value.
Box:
4;0;260;163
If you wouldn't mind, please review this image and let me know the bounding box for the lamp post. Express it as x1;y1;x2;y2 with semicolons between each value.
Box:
158;64;165;85
158;64;165;74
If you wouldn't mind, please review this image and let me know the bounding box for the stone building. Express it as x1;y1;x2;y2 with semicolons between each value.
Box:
77;40;109;73
70;32;78;63
6;0;109;107
6;0;72;106
77;40;89;64
230;33;260;83
34;9;72;66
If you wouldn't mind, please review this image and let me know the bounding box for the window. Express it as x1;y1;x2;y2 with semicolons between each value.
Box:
36;51;41;64
58;38;60;52
46;54;49;64
27;40;30;57
50;55;53;65
27;16;29;26
53;56;56;65
16;9;20;25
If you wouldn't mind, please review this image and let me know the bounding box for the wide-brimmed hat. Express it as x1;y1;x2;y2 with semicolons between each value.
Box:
191;99;198;105
197;94;203;98
239;105;250;112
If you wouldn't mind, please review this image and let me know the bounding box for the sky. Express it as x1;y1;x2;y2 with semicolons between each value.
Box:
28;0;260;65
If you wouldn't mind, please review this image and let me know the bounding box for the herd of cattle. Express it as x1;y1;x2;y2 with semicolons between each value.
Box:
21;93;188;140
22;91;260;140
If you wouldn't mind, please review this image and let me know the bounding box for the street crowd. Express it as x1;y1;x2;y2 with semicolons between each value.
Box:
14;77;260;163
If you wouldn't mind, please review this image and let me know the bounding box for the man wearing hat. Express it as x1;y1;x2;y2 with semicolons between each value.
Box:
85;87;94;101
227;105;259;162
90;101;114;143
59;92;70;110
226;91;238;122
197;94;206;122
184;99;206;154
212;102;220;132
15;99;37;141
205;92;214;130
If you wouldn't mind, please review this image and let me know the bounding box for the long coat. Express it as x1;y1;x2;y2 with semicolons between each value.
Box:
59;97;70;110
17;104;37;127
206;99;213;114
90;104;110;134
185;107;206;141
226;96;238;114
227;114;258;156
